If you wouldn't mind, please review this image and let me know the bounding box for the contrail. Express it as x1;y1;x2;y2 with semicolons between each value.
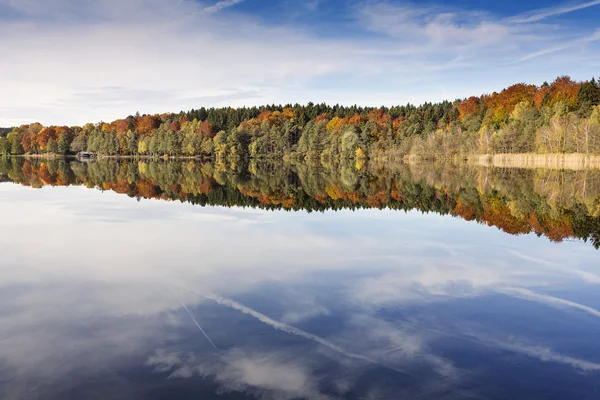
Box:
484;338;600;372
203;293;409;374
173;293;218;350
509;0;600;23
498;287;600;319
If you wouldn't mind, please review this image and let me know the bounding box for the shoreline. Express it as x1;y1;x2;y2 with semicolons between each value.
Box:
5;153;600;170
468;154;600;170
402;153;600;170
5;154;210;161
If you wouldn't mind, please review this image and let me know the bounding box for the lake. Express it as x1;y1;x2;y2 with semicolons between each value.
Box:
1;158;600;400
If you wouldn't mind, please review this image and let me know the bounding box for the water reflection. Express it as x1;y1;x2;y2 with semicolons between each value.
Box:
0;159;599;399
1;157;600;247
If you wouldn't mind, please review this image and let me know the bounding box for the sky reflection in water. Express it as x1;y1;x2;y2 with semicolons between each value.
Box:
0;183;599;400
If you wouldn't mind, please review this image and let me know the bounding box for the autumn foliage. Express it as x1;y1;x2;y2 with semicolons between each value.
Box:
1;75;599;160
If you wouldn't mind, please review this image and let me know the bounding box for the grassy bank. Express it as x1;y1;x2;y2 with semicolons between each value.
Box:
400;153;600;170
469;154;600;170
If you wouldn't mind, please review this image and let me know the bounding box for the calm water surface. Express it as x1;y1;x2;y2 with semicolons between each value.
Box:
1;159;600;400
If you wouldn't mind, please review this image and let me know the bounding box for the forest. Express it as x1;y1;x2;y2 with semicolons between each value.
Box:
1;157;599;249
1;76;600;163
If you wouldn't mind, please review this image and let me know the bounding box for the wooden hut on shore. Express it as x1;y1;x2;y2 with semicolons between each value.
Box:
76;152;95;160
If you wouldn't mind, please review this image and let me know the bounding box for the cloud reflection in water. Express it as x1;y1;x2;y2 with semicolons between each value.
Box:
0;183;599;399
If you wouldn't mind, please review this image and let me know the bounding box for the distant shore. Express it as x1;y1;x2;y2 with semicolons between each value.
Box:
6;153;600;170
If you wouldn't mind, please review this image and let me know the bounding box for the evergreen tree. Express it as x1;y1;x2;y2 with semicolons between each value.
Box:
578;78;600;107
57;133;70;155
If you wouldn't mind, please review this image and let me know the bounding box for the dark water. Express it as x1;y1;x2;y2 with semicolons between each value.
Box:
1;158;600;400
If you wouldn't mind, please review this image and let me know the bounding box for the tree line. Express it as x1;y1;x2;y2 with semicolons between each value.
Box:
1;157;599;248
1;76;600;162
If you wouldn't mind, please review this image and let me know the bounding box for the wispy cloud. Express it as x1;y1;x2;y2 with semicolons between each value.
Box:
512;28;600;63
357;3;512;52
349;315;458;378
357;1;600;68
203;0;245;14
510;0;600;23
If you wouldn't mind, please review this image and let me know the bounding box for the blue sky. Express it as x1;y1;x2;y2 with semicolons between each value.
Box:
1;0;600;126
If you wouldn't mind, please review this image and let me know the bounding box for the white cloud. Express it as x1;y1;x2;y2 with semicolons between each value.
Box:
280;296;331;324
1;0;599;126
146;348;330;399
1;183;600;397
218;350;315;396
0;0;356;125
